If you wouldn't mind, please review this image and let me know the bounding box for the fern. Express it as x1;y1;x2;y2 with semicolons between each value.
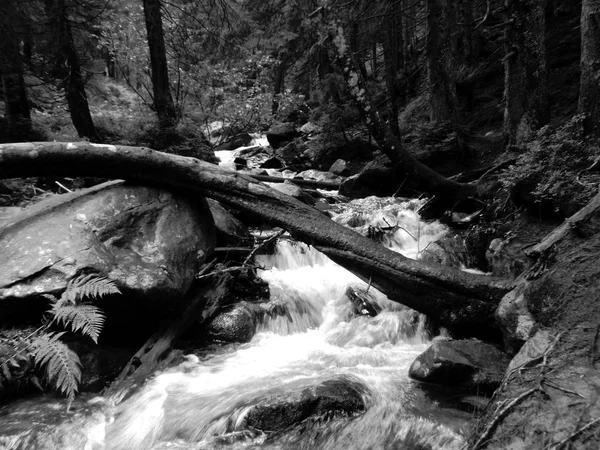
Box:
51;303;105;344
61;274;121;304
32;332;81;402
1;274;120;406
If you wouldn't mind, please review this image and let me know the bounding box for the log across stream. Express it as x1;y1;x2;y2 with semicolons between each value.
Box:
0;195;472;449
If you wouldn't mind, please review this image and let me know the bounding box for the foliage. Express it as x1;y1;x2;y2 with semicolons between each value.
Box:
0;274;119;406
500;115;600;216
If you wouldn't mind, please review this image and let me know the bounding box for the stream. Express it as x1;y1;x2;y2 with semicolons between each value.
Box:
0;144;475;450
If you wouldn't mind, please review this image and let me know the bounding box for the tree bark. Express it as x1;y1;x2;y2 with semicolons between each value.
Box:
0;0;32;139
143;0;178;129
382;0;402;136
331;26;479;207
426;0;458;124
503;0;549;145
45;0;97;141
104;273;231;403
579;0;600;137
0;142;513;339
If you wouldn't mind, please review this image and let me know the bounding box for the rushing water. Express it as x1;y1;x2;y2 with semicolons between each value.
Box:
0;168;474;449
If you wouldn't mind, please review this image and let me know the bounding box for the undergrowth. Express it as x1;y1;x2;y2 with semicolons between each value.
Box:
0;274;120;408
500;115;600;217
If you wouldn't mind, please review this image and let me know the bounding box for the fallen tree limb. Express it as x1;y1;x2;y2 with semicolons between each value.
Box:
103;273;232;403
526;187;600;259
0;142;513;338
246;173;341;190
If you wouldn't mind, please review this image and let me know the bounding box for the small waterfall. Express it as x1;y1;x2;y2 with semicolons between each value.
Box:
0;196;470;450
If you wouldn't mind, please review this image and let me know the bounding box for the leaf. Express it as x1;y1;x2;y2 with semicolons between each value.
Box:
51;303;105;343
63;274;121;303
32;333;81;401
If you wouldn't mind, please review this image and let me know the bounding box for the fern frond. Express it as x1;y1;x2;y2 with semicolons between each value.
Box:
32;332;81;401
51;303;105;343
63;274;120;304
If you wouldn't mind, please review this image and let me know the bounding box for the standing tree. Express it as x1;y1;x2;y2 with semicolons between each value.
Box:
579;0;600;136
426;0;459;124
45;0;98;141
143;0;178;129
0;0;32;139
503;0;549;144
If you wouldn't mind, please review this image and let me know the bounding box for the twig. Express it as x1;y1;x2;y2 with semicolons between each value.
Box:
243;230;285;267
54;181;72;193
196;264;261;281
471;387;538;450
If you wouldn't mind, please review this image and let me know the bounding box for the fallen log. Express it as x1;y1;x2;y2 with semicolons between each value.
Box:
0;142;513;339
247;173;341;190
103;272;232;403
525;187;600;259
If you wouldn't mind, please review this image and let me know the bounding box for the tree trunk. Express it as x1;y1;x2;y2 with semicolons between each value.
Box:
331;26;479;207
143;0;178;129
0;0;32;139
0;141;513;339
503;0;549;145
426;0;458;123
45;0;97;141
382;0;402;137
579;0;600;136
271;61;286;115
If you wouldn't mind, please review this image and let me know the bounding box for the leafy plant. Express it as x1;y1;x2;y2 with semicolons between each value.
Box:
0;274;120;406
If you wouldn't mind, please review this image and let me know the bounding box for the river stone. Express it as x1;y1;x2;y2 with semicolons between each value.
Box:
266;123;301;149
205;301;258;343
0;180;215;319
244;378;366;432
207;199;251;247
496;279;538;354
409;339;511;393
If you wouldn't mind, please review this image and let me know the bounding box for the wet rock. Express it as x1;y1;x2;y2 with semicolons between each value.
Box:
418;236;464;269
496;279;538;353
486;236;527;279
233;157;248;170
207;199;251;247
0;180;215;325
244;378;366;432
206;302;258;343
266;123;301;149
344;286;381;317
259;157;285;169
214;133;253;150
296;169;344;184
409;339;511;393
339;154;397;198
329;159;350;176
274;139;306;166
67;341;132;392
303;137;377;171
266;181;317;206
299;122;322;135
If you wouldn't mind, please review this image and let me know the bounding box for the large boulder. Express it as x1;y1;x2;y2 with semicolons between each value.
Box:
0;180;216;325
409;339;511;393
266;123;301;149
244;378;366;432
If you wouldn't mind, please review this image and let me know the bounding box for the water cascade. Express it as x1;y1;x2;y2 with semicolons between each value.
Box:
0;161;474;450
